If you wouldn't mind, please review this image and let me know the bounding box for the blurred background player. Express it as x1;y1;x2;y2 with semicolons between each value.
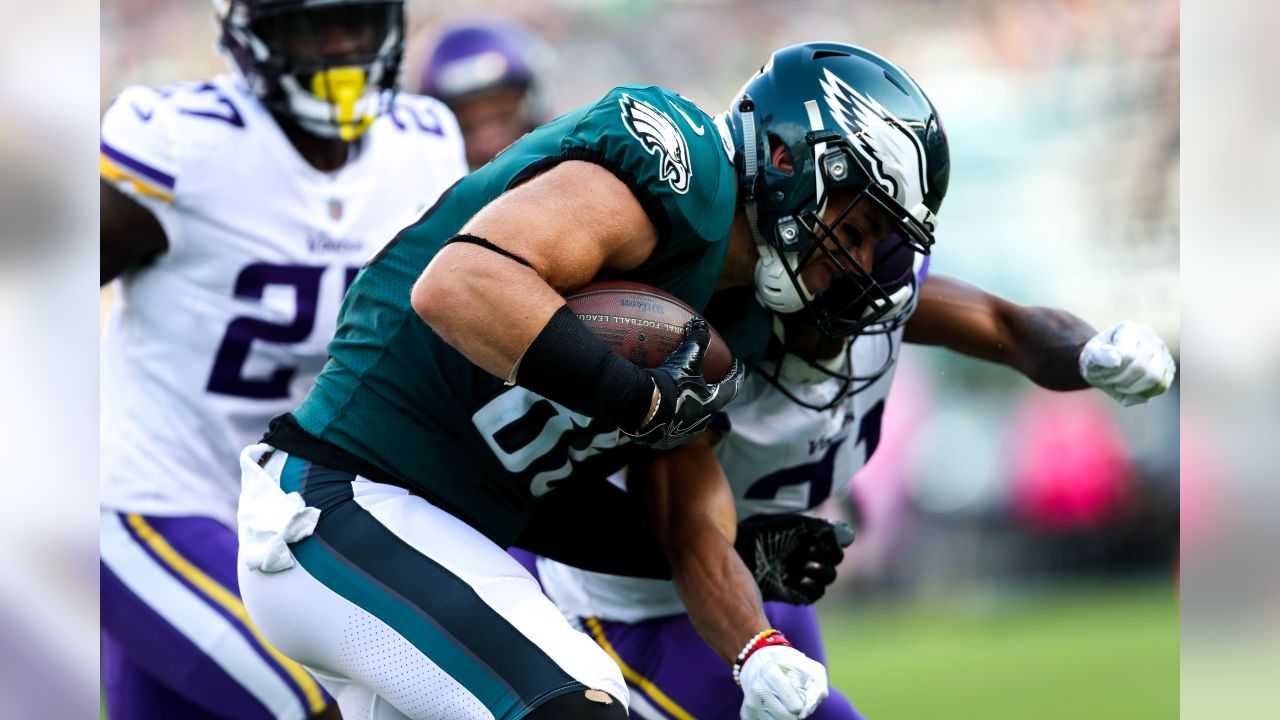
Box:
98;1;467;718
527;44;1174;719
418;19;556;169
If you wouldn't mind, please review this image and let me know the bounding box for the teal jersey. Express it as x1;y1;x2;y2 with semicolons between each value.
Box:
289;85;741;545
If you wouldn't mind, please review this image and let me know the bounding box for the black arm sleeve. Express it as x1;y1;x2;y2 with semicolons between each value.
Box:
516;305;654;432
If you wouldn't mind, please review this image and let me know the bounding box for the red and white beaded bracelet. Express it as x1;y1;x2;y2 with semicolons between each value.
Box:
732;629;792;685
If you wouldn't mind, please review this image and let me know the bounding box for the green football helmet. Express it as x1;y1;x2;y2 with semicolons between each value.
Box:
727;42;950;339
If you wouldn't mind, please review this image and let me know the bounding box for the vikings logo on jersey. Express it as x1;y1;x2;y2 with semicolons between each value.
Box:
818;68;930;211
618;94;692;194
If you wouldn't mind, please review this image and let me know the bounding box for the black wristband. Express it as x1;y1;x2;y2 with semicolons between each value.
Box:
516;306;654;432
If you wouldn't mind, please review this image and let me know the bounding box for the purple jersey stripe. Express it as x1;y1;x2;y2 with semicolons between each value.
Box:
112;512;322;707
917;253;931;283
101;567;280;720
100;140;176;189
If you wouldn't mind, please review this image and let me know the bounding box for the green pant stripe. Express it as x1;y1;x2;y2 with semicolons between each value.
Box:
278;454;581;719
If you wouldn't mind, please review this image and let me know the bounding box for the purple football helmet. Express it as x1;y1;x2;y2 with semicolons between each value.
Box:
212;0;405;140
418;20;554;127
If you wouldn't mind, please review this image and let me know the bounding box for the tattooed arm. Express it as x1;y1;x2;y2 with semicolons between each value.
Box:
903;274;1095;390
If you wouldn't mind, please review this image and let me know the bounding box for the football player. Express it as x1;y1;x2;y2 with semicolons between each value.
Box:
418;20;555;169
99;1;467;719
532;276;1175;720
524;45;1175;719
233;42;1170;720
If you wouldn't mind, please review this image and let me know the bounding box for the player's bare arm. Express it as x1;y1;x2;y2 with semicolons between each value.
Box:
904;274;1094;389
413;160;658;379
100;179;167;285
634;434;832;716
633;432;771;664
414;159;743;446
905;273;1175;404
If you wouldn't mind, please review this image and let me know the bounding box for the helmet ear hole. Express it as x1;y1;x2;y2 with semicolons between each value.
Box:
769;135;794;175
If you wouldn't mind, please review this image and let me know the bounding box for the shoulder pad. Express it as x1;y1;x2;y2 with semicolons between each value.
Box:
384;93;462;141
158;79;249;130
559;85;735;242
100;85;180;204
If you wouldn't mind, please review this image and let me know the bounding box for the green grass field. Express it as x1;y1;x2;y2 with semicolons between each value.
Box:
818;581;1178;719
103;582;1176;719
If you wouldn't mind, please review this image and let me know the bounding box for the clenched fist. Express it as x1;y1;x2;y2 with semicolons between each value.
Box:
1079;321;1176;406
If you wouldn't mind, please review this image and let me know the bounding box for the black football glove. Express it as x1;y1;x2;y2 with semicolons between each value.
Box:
735;514;855;605
622;317;745;451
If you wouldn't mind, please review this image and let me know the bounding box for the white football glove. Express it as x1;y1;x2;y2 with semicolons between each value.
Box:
739;645;829;720
1079;321;1176;407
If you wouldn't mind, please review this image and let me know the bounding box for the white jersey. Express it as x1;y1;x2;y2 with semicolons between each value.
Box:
540;320;910;623
100;75;468;527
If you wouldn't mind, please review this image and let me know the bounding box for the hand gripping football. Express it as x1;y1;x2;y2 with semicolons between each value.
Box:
565;281;733;382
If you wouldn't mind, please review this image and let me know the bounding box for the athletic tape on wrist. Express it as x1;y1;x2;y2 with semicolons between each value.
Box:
516;305;654;431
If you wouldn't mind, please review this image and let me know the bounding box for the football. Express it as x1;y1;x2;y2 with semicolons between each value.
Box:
565;280;734;383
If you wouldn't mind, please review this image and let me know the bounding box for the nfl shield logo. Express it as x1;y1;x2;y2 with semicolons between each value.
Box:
328;198;343;220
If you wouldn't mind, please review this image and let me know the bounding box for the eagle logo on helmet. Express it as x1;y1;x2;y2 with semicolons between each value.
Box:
619;94;692;195
818;69;929;210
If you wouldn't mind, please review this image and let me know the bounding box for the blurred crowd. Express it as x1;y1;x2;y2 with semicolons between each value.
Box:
100;0;1180;600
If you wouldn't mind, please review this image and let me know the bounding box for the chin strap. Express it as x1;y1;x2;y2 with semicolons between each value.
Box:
739;95;810;314
737;95;767;251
